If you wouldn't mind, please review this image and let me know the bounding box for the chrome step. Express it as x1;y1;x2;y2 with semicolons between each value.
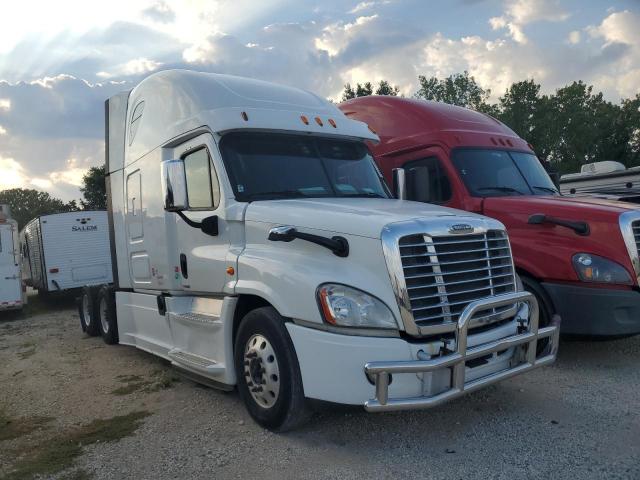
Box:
170;312;222;327
168;349;225;374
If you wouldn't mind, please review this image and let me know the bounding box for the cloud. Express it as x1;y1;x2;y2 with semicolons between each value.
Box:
0;99;10;111
490;0;569;44
143;1;176;23
568;30;581;45
0;156;28;189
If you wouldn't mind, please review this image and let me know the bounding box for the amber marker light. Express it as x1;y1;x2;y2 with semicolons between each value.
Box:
315;117;323;126
226;266;235;276
300;115;309;125
317;286;337;325
328;118;337;128
241;111;248;121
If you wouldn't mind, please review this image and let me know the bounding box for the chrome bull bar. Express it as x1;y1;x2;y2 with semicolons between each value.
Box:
364;291;559;412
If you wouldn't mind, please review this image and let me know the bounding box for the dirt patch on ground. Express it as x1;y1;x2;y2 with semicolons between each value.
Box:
0;293;179;479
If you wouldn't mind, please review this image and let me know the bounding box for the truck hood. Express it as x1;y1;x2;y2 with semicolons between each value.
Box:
245;198;484;239
483;195;640;220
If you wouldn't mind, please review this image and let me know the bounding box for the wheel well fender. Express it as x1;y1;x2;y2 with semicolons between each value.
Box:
515;267;556;316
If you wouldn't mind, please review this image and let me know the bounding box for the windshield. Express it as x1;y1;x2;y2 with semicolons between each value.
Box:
451;149;559;197
219;132;391;201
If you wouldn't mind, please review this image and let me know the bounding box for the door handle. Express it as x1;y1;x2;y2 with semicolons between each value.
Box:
180;253;188;279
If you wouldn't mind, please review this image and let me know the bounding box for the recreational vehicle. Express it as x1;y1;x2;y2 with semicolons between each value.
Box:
0;205;25;311
21;211;113;295
81;70;558;430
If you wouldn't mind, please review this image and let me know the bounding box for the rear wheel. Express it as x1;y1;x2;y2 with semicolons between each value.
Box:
96;286;118;345
234;307;310;432
78;286;100;337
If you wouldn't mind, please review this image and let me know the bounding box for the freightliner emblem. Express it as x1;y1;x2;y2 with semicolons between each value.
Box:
449;223;474;234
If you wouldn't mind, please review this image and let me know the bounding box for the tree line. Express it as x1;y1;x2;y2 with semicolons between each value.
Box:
342;72;640;174
0;166;106;229
2;72;638;227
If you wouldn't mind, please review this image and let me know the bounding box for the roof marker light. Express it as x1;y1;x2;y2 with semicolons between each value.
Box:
328;118;337;128
368;125;377;134
498;138;506;146
491;137;498;145
315;117;323;126
300;115;309;125
241;111;248;121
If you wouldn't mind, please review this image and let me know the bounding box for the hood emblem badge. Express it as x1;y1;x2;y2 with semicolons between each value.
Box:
449;224;474;234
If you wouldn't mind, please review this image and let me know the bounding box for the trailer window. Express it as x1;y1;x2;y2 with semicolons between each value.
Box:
219;132;390;201
451;149;559;197
183;148;220;209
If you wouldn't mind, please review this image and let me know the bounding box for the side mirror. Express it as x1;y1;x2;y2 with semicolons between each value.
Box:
392;168;407;200
161;159;188;211
407;166;431;203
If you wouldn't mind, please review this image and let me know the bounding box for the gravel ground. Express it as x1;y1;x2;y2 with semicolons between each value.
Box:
1;293;639;480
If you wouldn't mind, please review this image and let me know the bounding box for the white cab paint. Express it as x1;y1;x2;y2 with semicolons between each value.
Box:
104;70;534;408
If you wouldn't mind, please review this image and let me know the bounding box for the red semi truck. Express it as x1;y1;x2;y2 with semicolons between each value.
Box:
340;96;640;336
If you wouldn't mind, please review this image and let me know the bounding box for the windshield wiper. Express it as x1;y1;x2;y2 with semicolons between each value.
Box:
477;186;525;195
531;185;559;195
340;192;386;198
245;190;309;200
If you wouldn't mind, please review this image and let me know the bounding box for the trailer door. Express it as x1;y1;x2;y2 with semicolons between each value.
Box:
0;223;22;306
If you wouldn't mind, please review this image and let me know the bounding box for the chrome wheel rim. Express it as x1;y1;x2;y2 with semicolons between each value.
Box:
82;295;91;326
100;297;109;334
243;334;280;409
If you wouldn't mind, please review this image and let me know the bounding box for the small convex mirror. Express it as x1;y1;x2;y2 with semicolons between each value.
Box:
161;159;188;211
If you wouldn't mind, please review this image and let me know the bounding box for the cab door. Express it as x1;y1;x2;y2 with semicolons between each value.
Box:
171;133;230;294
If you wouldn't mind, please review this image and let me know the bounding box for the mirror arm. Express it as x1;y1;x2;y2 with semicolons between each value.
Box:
176;210;202;229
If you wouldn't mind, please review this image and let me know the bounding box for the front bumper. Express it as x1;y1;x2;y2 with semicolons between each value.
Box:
287;291;559;411
543;282;640;336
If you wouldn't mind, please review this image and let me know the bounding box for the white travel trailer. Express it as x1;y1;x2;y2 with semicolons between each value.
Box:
21;211;113;294
560;161;640;202
0;205;25;311
83;70;558;431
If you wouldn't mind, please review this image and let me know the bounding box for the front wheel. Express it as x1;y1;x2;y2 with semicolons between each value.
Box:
521;275;554;354
234;307;310;432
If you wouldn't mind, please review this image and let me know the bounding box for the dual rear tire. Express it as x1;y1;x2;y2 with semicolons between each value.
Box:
78;285;118;344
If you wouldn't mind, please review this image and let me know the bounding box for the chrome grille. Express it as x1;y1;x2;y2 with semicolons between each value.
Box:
399;230;516;329
632;220;640;255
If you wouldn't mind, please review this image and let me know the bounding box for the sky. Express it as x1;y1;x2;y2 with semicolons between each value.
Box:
0;0;638;201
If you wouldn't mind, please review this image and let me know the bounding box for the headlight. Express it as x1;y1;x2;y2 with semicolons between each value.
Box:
572;253;632;285
317;283;398;329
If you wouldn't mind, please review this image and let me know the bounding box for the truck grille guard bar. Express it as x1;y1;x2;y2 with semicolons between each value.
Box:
363;291;559;412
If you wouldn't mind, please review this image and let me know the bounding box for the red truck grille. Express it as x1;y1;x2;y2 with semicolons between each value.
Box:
399;230;516;329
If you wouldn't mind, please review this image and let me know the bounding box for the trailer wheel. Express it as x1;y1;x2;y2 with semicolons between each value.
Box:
234;307;310;432
97;286;118;345
78;286;100;337
521;275;554;354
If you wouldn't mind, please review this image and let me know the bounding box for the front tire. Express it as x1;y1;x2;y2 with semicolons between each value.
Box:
234;307;309;432
521;275;554;354
96;286;118;345
78;286;100;337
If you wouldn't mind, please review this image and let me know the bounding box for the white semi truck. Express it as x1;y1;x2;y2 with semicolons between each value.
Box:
0;205;25;311
82;70;558;430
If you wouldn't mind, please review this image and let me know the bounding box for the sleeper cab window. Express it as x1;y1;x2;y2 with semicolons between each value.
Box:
183;148;220;210
129;101;145;145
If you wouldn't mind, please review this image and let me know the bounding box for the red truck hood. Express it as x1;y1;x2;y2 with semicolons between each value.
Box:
482;195;640;283
484;195;639;218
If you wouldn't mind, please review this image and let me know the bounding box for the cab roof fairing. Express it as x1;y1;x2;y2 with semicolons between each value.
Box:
113;70;378;163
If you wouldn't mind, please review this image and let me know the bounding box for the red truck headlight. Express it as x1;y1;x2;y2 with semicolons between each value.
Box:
572;254;632;285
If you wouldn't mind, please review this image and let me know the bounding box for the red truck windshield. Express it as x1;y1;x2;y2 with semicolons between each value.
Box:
451;149;559;197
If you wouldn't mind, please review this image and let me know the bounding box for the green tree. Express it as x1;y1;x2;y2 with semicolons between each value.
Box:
80;165;107;210
341;80;400;101
415;71;494;113
0;188;78;229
